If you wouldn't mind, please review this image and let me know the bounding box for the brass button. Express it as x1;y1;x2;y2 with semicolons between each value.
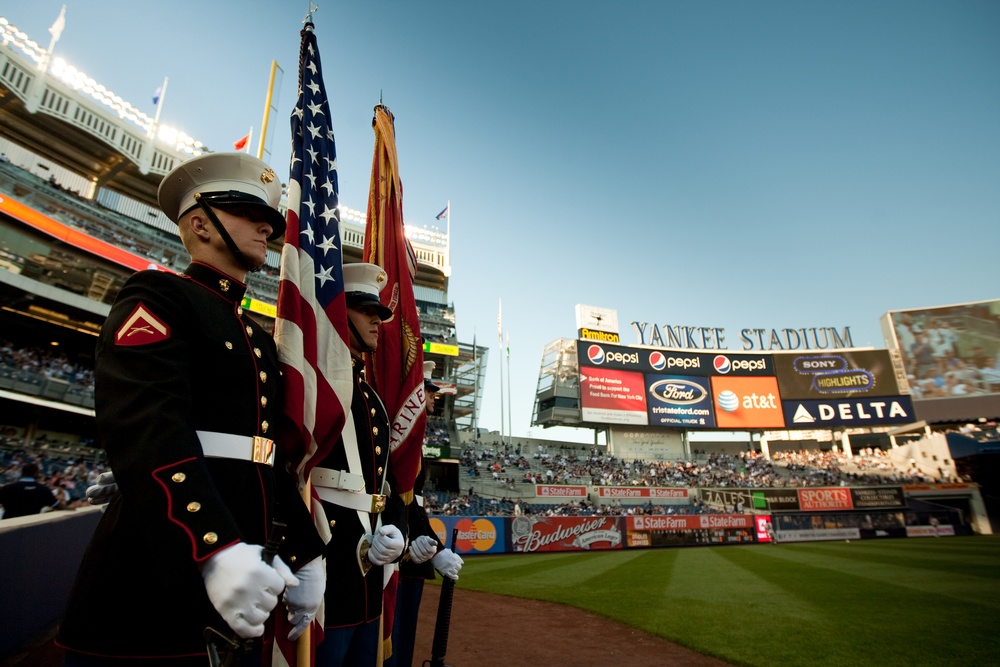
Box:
261;420;269;433
329;519;337;528
364;391;369;398
370;408;376;417
375;446;382;455
254;347;262;358
203;532;218;545
219;279;230;292
281;535;287;542
246;325;254;336
377;466;384;475
289;555;297;563
261;396;268;407
225;341;233;350
237;307;243;316
187;502;201;512
171;472;186;483
372;427;379;436
259;371;267;383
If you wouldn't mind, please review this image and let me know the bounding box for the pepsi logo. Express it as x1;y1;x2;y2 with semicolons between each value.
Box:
714;355;731;374
588;345;605;364
649;351;667;370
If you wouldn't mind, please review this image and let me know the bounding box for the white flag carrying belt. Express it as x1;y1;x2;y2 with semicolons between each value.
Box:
311;398;392;576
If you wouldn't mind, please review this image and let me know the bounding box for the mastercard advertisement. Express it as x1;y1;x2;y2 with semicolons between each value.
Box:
428;516;506;555
709;376;786;429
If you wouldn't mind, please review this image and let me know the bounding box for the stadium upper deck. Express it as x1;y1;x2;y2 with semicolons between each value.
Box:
0;17;488;443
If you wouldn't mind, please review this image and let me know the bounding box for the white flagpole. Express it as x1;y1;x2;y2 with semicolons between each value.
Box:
149;76;168;139
498;298;505;448
27;4;66;113
445;199;451;270
506;333;512;449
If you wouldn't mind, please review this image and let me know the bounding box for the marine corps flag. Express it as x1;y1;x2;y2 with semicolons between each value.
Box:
363;104;426;503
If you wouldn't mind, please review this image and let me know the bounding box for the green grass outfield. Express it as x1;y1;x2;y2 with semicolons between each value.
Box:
449;535;1000;667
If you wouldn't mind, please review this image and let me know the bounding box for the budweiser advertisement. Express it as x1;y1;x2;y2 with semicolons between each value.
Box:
511;516;623;553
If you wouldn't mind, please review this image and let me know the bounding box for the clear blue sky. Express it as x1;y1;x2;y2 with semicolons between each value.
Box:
5;1;999;442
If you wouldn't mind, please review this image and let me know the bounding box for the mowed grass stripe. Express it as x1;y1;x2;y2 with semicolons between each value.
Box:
453;536;1000;667
730;541;1000;607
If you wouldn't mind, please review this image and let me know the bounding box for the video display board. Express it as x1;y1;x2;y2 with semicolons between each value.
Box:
577;342;914;430
882;299;1000;423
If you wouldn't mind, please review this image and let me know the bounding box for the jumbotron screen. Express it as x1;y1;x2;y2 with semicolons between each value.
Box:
881;298;1000;423
576;342;914;431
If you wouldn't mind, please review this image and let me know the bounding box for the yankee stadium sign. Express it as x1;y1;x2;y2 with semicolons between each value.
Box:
631;322;855;351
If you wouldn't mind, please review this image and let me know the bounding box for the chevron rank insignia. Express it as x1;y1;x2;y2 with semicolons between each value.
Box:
116;303;170;346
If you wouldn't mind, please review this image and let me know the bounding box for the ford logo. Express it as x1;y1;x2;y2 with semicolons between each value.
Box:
649;379;708;405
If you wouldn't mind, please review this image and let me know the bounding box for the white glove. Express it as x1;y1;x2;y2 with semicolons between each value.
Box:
201;542;294;639
86;472;118;505
367;524;404;566
431;549;464;581
278;557;325;640
409;535;439;564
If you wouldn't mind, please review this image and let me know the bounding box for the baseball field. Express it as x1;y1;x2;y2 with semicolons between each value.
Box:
451;535;1000;666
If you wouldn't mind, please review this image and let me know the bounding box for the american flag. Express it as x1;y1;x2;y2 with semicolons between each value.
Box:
272;23;351;666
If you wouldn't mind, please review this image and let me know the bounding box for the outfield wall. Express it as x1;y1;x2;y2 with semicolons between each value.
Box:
428;509;971;556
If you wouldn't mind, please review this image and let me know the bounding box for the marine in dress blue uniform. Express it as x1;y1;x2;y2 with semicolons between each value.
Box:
58;154;325;664
310;263;407;667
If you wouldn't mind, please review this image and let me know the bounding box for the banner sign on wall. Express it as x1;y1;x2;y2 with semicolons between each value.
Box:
429;516;506;555
773;350;905;399
511;516;623;553
595;487;689;499
781;395;915;428
535;485;588;498
575;340;915;431
624;514;757;547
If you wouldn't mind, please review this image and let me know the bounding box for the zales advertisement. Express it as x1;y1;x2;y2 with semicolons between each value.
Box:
510;516;624;553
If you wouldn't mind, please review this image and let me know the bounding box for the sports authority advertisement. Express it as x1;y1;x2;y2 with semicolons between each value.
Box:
773;350;906;399
625;514;756;547
510;516;624;553
781;395;915;428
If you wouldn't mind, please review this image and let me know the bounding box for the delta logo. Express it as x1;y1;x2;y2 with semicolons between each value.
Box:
710;376;785;429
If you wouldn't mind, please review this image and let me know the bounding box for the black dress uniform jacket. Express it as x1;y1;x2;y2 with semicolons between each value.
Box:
400;462;442;582
59;263;324;661
317;363;405;628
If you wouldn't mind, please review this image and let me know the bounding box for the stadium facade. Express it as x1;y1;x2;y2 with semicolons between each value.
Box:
0;19;486;478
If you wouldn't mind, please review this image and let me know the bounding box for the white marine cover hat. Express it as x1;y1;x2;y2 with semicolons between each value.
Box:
343;263;392;320
157;152;286;240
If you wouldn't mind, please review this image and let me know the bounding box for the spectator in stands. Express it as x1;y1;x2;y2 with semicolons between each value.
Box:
0;462;59;518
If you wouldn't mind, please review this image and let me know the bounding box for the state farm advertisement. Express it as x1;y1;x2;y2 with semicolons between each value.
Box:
511;516;623;553
596;487;689;499
580;366;648;425
625;514;756;547
536;485;588;498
